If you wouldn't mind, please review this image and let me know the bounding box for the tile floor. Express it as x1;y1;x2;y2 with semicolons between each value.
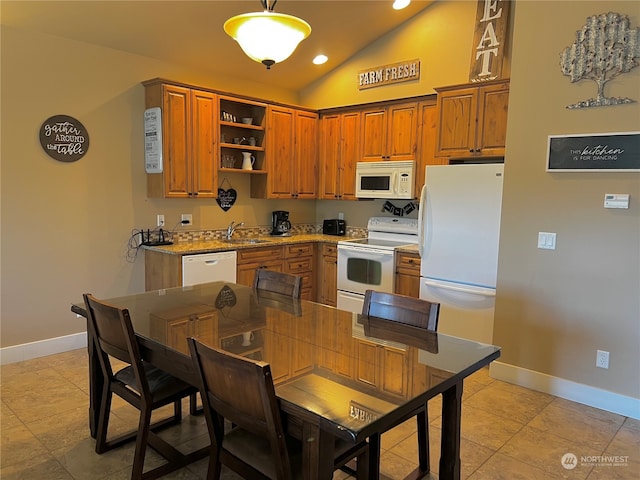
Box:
1;349;638;479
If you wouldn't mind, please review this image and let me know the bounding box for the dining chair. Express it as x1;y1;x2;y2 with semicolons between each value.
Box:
187;337;370;480
83;293;201;480
253;268;303;298
361;289;440;476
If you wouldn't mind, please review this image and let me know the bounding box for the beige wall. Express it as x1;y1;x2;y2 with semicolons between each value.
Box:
494;1;640;400
0;25;312;347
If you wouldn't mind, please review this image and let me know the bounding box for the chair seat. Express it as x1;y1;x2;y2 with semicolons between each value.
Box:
224;427;366;480
224;427;303;479
114;362;196;401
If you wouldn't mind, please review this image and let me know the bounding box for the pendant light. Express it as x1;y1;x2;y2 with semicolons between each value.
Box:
224;0;311;69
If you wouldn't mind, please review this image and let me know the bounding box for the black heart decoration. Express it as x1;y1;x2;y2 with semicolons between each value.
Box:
216;188;237;211
215;285;237;309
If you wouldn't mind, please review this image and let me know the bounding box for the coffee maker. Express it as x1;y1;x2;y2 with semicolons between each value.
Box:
271;210;292;236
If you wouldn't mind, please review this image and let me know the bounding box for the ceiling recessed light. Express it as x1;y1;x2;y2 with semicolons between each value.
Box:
393;0;411;10
313;54;328;65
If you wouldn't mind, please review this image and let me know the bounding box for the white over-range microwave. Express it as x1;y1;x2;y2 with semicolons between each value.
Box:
355;160;415;199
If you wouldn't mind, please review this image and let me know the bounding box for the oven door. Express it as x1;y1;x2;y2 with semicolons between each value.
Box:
337;244;396;296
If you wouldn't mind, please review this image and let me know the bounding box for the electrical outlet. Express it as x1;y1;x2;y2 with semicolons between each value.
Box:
181;213;193;226
596;350;609;369
156;214;165;227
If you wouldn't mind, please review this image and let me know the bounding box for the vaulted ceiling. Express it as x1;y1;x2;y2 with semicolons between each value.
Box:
1;1;434;91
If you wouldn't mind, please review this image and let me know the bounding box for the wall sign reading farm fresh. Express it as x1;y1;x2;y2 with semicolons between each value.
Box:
546;132;640;172
358;59;420;90
39;115;89;162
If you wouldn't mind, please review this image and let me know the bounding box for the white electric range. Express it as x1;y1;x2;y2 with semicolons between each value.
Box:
337;216;419;313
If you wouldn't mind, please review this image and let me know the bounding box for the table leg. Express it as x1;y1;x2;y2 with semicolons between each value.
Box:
302;422;335;480
439;381;463;480
368;433;381;479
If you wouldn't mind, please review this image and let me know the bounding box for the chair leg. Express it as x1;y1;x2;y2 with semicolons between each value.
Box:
95;385;112;454
416;408;430;473
189;393;199;415
207;446;222;480
173;398;182;422
131;405;153;479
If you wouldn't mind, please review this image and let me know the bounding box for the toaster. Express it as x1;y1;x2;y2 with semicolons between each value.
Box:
323;219;346;236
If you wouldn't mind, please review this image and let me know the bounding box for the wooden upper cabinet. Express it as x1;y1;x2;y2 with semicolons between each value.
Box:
435;80;509;159
319;111;360;200
253;105;318;199
145;82;218;198
415;98;445;196
294;110;319;199
360;102;418;162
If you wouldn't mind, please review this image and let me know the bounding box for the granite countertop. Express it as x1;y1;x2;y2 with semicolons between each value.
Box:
396;244;420;254
142;233;364;256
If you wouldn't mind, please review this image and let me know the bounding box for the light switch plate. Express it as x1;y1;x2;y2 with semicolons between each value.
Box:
538;232;556;250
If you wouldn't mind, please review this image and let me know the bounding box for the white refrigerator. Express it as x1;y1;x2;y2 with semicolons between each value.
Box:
418;163;504;344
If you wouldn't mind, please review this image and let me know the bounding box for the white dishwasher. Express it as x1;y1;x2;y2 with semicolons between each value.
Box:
182;251;237;286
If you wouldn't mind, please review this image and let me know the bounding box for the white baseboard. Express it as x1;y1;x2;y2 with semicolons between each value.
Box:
490;361;640;420
0;332;87;365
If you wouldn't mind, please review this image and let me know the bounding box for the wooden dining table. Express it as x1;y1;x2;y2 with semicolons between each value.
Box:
72;281;500;480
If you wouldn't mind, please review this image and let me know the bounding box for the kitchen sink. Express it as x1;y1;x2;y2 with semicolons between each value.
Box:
223;238;271;245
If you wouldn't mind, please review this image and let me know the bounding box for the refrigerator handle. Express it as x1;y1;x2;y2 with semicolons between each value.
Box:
423;279;496;297
418;184;427;258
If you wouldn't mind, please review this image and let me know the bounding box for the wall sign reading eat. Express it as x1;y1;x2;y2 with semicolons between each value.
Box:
39;115;89;162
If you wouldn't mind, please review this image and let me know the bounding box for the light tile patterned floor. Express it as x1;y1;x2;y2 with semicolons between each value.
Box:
1;349;638;479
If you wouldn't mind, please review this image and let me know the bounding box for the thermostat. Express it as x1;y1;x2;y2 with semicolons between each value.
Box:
604;194;629;209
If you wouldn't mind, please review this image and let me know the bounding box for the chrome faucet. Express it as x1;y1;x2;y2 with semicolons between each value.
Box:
226;221;244;240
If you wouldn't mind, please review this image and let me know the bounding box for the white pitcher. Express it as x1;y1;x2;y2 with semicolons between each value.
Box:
241;152;255;170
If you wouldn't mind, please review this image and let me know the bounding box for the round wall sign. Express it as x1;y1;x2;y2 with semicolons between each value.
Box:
39;114;89;162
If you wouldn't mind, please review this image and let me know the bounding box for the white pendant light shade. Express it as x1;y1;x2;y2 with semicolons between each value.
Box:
224;11;311;69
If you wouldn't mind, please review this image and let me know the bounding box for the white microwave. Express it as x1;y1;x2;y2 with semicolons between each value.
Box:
355;160;415;199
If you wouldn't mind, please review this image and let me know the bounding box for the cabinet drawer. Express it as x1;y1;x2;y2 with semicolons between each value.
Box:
237;246;283;263
321;243;337;257
396;252;421;273
285;257;314;274
285;243;314;257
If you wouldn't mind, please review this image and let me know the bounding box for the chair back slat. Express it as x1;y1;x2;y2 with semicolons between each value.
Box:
253;268;302;298
362;290;440;331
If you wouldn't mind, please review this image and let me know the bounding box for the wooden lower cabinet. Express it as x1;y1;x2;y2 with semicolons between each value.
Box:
264;312;314;385
355;339;409;400
317;243;338;306
284;243;315;300
236;246;285;286
149;305;217;355
395;250;421;298
236;243;315;300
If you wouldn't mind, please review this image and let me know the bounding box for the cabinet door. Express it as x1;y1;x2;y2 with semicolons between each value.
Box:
395;252;421;298
318;244;337;306
386;103;418;161
319;114;341;199
162;85;191;197
266;106;295;197
360;108;387;161
380;346;409;398
415;101;446;196
190;90;217;197
294;111;318;198
435;86;478;158
476;82;509;156
340;111;360;200
356;339;380;388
